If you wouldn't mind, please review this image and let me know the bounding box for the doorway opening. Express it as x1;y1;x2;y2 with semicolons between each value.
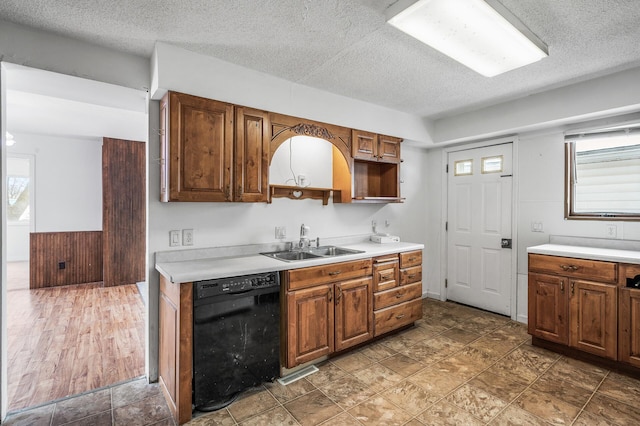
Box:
2;63;148;413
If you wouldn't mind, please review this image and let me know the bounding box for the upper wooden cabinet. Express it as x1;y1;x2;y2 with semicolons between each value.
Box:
352;130;401;164
234;107;270;202
161;91;234;202
160;92;269;202
161;91;405;203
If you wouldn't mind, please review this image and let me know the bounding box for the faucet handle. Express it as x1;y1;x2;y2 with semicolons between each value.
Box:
316;237;320;248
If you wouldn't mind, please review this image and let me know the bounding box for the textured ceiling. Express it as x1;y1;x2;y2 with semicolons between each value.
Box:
1;0;640;119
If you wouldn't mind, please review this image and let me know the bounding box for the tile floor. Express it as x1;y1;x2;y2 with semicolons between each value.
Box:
6;298;640;425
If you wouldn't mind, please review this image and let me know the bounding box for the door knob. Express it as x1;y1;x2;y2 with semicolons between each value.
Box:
501;238;512;249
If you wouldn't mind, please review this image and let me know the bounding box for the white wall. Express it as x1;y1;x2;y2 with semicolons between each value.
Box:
8;133;103;234
270;136;333;188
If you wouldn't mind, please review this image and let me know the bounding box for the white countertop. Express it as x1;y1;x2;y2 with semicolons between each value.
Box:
156;241;424;283
527;244;640;264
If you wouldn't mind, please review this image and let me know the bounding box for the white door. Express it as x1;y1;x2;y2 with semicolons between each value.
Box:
447;143;513;315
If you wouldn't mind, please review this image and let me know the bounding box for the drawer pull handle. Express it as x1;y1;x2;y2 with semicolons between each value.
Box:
395;314;405;319
408;257;417;261
381;274;393;280
560;264;580;271
328;271;342;276
571;281;575;295
406;274;416;279
396;292;406;298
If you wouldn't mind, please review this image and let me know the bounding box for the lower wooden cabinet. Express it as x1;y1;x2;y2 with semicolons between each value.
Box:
528;272;568;345
158;276;193;425
570;279;617;359
373;250;423;337
285;275;373;368
528;254;619;362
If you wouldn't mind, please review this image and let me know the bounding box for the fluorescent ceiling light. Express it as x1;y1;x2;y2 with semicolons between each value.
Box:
387;0;548;77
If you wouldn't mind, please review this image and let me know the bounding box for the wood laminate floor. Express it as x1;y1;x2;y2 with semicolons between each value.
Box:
6;262;145;412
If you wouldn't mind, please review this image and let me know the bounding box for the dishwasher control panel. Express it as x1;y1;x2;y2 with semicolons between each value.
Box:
195;272;280;299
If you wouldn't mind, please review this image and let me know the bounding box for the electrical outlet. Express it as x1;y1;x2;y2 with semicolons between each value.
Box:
183;229;194;246
275;226;286;239
58;261;66;270
169;230;181;247
606;224;617;238
531;221;544;233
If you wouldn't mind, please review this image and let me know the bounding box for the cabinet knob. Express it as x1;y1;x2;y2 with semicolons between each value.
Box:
560;282;564;293
395;314;405;319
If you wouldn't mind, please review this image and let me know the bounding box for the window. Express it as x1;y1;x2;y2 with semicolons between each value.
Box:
454;159;473;176
6;155;33;224
565;127;640;220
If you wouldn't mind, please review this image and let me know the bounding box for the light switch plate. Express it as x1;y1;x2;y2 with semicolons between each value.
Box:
169;230;181;247
275;226;286;239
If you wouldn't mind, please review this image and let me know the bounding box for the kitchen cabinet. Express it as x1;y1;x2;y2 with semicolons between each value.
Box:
160;91;234;202
373;251;423;337
235;106;270;202
528;254;618;360
351;130;402;203
619;264;640;368
352;130;401;163
160;92;270;202
285;259;373;368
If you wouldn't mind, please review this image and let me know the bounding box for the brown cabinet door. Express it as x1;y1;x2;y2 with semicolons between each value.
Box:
619;287;640;367
165;91;233;202
235;107;269;202
377;134;402;164
286;284;334;368
569;279;617;359
528;273;568;345
335;277;373;351
352;130;378;161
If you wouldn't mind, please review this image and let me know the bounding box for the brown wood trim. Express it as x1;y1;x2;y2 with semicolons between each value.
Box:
159;276;193;425
29;231;103;289
102;137;146;287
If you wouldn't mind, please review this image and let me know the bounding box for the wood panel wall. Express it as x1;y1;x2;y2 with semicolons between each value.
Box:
30;231;103;289
102;137;146;287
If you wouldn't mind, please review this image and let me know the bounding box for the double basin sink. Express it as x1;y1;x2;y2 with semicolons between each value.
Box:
261;246;364;262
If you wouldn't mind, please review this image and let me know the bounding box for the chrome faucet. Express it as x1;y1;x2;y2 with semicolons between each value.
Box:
298;224;311;250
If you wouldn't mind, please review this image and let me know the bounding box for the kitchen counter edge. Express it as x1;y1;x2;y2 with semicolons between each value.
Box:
527;243;640;265
156;241;425;283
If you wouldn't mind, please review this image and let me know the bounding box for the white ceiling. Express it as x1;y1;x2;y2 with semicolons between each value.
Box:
2;0;640;125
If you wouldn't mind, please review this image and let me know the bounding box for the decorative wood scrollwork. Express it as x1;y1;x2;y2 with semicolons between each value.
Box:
290;123;335;140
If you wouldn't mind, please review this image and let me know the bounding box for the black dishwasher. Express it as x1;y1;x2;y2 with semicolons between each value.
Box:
193;271;280;411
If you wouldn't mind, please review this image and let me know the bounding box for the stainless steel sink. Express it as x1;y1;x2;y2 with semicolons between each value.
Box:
261;250;323;262
261;245;364;262
309;246;365;257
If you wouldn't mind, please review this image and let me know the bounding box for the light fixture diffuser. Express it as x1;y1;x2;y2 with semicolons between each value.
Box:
387;0;548;77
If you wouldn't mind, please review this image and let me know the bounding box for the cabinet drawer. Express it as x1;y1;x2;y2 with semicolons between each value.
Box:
373;261;399;292
400;250;422;268
401;266;422;285
374;298;422;336
374;282;422;310
529;254;617;284
286;259;372;291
